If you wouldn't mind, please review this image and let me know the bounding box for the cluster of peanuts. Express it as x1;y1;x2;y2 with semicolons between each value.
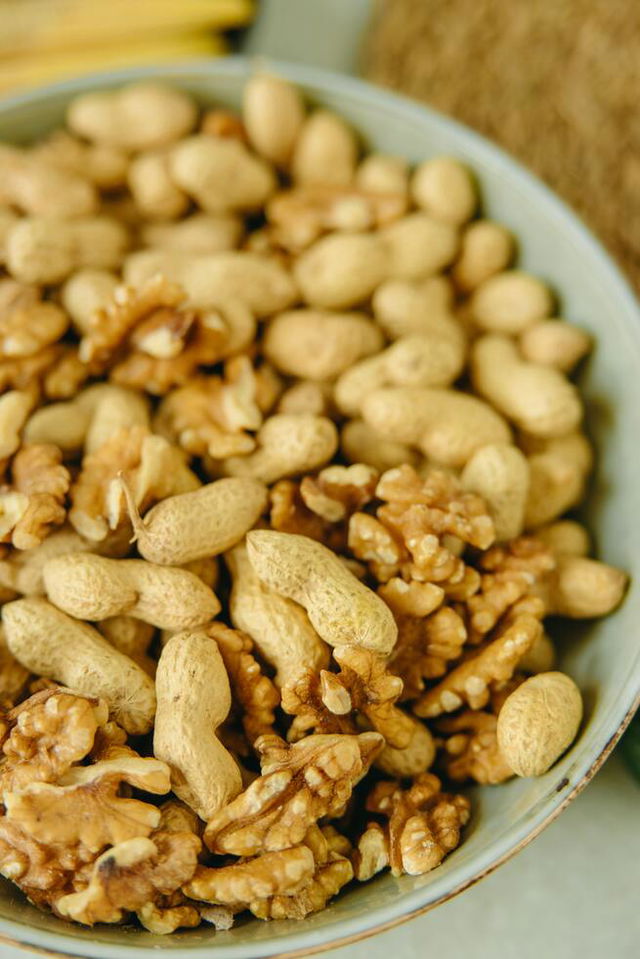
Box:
0;74;628;933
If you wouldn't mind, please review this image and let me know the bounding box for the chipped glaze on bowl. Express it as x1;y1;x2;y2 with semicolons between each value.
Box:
0;57;639;959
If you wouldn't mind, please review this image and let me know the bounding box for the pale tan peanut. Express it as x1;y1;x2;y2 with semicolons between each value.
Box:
538;556;627;618
0;388;36;458
154;630;242;819
223;414;338;484
472;334;582;438
363;387;511;468
264;310;383;381
341;418;420;472
277;380;332;416
123;249;296;316
61;268;119;335
470;270;553;334
31;130;129;190
2;597;156;734
170;135;276;213
226;542;329;686
246;530;397;655
355;154;410;199
375;716;435;777
381;213;459;280
243;73;306;166
0;525;129;596
140;212;243;255
518;320;592;373
293;233;387;309
67;82;197;151
518;632;556;674
333;354;387;418
411;156;476;225
497;672;583;777
292;109;358;186
120;477;267;565
535;520;590;557
127;150;188;221
461;443;530;541
334;324;465;417
0;147;98;219
372;276;454;340
452;220;514;291
98;615;156;676
23;383;139;454
523;432;593;528
6;216;128;284
84;388;150;455
43;554;220;630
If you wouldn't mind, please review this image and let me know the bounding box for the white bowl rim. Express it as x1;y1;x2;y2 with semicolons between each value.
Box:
0;55;639;959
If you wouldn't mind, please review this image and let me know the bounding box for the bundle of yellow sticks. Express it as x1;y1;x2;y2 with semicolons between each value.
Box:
0;0;254;92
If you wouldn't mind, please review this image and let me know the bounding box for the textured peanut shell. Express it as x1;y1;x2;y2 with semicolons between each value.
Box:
362;386;511;468
472;334;582;438
264;310;383;381
43;554;220;629
154;631;242;820
223;414;338;485
543;556;627;618
461;443;530;541
127;478;267;565
246;530;397;655
497;672;582;777
2;597;155;734
226;542;329;686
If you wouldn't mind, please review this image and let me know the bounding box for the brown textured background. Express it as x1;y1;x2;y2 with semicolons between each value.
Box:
365;0;640;290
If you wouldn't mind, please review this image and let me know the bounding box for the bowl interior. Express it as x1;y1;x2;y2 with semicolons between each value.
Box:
0;58;639;959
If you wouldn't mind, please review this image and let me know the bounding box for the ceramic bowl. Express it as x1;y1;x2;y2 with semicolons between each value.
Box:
0;58;638;959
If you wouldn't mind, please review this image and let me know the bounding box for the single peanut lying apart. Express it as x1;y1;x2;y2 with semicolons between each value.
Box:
497;672;583;777
0;71;629;935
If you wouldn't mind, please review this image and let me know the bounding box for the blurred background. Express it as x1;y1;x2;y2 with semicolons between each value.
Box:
0;0;637;292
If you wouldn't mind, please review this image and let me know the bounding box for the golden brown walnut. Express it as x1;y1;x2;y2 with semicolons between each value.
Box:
436;710;514;784
281;669;357;742
137;894;202;934
1;445;71;550
365;772;470;877
269;479;345;551
4;752;171;857
0;816;77;904
328;645;414;748
0;281;68;358
0;689;108;793
353;822;389;881
207;622;280;748
387;605;467;701
184;845;315;908
78;275;189;369
250;826;354;920
465;537;555;643
414;613;542;718
69;425;199;541
267;184;406;252
155;358;263;459
299;463;378;523
204;731;383;857
55;831;201;927
353;465;494;585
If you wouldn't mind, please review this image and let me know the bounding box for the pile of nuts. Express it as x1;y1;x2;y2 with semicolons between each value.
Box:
0;74;627;933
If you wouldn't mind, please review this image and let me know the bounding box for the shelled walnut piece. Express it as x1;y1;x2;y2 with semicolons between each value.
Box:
0;68;630;935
